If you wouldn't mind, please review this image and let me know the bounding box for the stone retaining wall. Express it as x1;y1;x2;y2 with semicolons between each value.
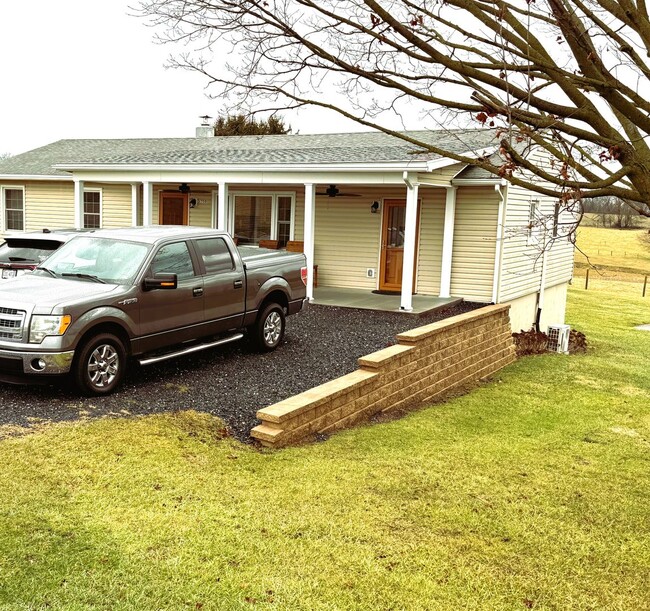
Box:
251;304;516;448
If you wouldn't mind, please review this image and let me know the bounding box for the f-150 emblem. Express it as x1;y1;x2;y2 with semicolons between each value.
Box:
118;298;138;306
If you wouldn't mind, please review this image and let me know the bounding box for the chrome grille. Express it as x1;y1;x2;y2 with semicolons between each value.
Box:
0;308;25;341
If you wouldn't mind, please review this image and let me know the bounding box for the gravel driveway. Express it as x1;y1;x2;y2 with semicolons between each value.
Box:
0;302;481;441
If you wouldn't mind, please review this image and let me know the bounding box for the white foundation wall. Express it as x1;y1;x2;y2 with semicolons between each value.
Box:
506;281;569;332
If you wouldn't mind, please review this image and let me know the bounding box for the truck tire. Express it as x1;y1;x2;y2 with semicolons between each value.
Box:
252;303;286;352
73;333;126;395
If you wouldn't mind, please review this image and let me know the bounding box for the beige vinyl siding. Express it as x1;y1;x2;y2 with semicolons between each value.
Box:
499;184;574;303
24;181;75;231
313;185;446;291
188;191;215;227
416;188;445;295
94;183;132;228
449;186;499;302
314;195;382;289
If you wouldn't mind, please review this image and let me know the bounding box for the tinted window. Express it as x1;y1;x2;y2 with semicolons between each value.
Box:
195;238;234;274
151;242;195;280
0;239;62;263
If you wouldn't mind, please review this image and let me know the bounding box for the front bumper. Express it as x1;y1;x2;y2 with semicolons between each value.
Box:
0;348;75;377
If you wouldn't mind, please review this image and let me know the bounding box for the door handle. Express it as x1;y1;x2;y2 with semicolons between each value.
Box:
193;287;204;297
233;279;243;289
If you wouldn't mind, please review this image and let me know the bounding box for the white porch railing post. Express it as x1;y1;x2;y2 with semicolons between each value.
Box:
439;186;457;298
73;179;84;229
142;181;153;226
303;183;316;301
400;175;419;311
217;182;228;231
131;183;139;227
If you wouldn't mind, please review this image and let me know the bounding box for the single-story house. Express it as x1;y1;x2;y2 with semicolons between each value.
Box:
0;128;574;331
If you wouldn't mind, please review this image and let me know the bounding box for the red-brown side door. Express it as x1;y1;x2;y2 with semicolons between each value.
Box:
378;199;420;293
159;192;189;225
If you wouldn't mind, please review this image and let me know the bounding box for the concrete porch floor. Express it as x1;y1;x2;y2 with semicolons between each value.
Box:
311;286;462;315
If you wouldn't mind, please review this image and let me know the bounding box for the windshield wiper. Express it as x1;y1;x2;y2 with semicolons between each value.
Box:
37;267;57;278
61;272;106;284
8;257;35;262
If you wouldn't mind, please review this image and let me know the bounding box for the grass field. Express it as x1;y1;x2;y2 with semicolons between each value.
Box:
0;276;648;606
574;217;650;287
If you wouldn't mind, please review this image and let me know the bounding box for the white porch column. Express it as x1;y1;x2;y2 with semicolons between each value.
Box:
142;181;153;226
400;174;419;311
303;183;316;301
131;183;139;227
217;182;228;230
439;186;457;298
73;179;84;229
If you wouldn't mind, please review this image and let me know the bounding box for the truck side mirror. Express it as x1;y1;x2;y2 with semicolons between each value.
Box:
143;273;178;291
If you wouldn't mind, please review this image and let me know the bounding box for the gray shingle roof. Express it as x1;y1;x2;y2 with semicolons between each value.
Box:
0;129;497;177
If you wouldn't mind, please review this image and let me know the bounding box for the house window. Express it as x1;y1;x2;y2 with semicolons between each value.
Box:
2;187;25;231
230;193;295;246
83;190;102;229
277;196;292;247
527;198;540;245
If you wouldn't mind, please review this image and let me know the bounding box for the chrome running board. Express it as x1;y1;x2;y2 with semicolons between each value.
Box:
138;333;244;366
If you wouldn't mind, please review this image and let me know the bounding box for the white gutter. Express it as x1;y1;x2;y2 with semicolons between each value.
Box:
0;174;71;181
52;161;431;173
491;180;508;304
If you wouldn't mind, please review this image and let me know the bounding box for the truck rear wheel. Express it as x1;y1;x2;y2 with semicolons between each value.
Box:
74;333;126;395
252;303;285;352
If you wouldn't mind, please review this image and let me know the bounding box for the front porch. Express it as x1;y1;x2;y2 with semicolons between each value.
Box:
311;287;462;315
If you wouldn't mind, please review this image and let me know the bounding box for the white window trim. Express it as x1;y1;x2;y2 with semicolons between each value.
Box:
228;191;296;245
527;197;541;246
83;187;103;229
1;185;26;233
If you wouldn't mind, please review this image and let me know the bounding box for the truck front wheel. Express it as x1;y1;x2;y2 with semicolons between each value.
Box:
73;333;126;395
252;303;286;352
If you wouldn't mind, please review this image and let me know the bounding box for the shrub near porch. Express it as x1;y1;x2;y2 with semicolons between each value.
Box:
0;282;648;609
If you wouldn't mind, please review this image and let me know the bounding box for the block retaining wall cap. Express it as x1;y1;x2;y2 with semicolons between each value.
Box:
396;304;511;344
252;304;516;448
256;369;377;423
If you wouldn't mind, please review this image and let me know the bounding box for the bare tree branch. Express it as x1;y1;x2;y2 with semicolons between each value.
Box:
135;0;650;216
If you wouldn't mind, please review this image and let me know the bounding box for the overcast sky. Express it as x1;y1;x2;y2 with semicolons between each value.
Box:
0;0;363;156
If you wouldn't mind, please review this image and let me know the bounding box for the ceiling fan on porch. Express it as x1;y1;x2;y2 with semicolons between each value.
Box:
316;184;362;198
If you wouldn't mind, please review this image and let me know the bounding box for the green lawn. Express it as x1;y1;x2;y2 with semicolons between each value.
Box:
0;281;648;610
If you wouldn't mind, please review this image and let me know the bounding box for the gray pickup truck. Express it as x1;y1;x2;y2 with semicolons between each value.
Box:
0;226;307;395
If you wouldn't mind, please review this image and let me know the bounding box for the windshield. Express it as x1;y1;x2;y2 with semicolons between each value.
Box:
37;236;150;284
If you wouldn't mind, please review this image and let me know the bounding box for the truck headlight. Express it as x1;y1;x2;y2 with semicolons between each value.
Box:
29;315;72;343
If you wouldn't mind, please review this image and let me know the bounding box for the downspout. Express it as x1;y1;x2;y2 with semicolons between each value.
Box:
491;181;507;304
536;234;549;332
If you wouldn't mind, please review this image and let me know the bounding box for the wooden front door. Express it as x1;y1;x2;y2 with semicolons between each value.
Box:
379;199;419;292
159;192;189;225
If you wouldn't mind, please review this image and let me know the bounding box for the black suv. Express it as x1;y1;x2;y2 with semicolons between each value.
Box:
0;230;81;281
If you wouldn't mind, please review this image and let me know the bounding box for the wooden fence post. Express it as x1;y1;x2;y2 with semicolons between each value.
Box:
585;268;590;290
